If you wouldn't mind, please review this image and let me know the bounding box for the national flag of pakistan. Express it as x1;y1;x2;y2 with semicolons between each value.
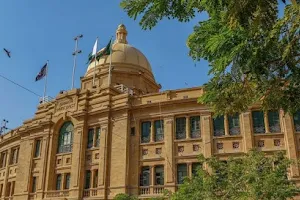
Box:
87;39;112;64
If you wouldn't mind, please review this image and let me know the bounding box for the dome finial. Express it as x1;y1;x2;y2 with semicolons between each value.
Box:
115;24;128;44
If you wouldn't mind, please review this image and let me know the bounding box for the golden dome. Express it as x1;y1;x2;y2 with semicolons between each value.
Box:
85;24;153;76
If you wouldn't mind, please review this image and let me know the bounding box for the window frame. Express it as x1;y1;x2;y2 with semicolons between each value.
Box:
177;163;187;184
154;120;164;142
175;117;186;140
213;116;225;136
57;122;74;154
85;170;91;189
190;116;201;138
87;128;94;149
140;166;150;186
56;174;62;190
32;176;37;193
268;111;281;133
141;121;151;143
64;173;70;189
252;111;265;134
154;165;164;185
228;114;240;135
34;140;41;158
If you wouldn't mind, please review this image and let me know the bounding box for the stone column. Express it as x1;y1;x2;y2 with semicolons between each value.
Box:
224;115;229;136
3;149;11;198
187;163;192;177
242;112;254;152
283;113;300;177
61;173;65;190
70;123;86;198
92;128;97;148
98;124;108;197
150;120;155;142
91;170;95;189
164;115;175;192
186;116;190;139
201;113;213;158
264;112;270;133
150;166;155;194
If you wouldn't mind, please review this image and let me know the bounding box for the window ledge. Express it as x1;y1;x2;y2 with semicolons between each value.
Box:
86;147;100;151
56;152;72;156
33;157;41;160
213;135;242;140
140;141;164;146
174;138;202;143
8;163;18;167
254;132;284;137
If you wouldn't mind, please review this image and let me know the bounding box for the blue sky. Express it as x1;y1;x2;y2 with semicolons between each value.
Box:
0;1;210;129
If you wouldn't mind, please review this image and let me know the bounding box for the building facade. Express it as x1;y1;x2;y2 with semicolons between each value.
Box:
0;24;300;200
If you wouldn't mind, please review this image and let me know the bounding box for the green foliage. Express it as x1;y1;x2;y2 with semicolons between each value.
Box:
121;0;300;115
171;150;300;200
113;193;138;200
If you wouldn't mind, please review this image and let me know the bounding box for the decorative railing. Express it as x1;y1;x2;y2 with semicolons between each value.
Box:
45;190;69;198
83;188;99;197
269;124;281;133
253;126;265;134
229;127;240;135
214;129;225;136
190;130;201;138
153;186;165;194
141;136;150;143
39;96;54;104
176;131;186;140
155;133;164;142
139;186;150;195
139;186;165;195
114;84;133;95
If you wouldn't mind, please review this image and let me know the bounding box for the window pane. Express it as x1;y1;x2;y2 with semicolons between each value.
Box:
229;114;240;135
190;116;200;138
140;166;150;186
213;116;225;136
34;140;41;158
57;122;74;153
154;120;164;142
87;129;94;149
95;127;100;147
268;111;281;133
294;111;300;132
252;111;265;134
56;174;62;190
65;173;70;189
85;170;91;189
177;164;187;184
32;177;37;193
192;163;202;176
155;165;164;185
141;122;151;143
176;118;186;139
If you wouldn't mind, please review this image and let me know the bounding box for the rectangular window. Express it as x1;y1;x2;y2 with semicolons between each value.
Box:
141;122;151;143
32;177;37;193
56;174;62;190
228;114;240;135
252;111;265;134
176;117;186;140
95;127;100;147
294;111;300;132
10;148;18;164
0;152;6;168
65;173;70;189
192;163;202;176
34;140;41;158
140;166;150;186
268;111;280;133
190;116;200;138
154;120;164;142
177;164;187;184
94;170;98;188
85;170;91;189
213;116;225;136
155;165;164;185
87;128;94;149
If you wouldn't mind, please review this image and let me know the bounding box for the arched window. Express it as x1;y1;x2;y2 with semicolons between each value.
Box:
57;122;74;153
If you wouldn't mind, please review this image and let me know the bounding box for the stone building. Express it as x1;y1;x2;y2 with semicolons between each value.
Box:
0;24;300;200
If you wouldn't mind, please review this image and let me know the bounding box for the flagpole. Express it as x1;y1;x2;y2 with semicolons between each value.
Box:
108;36;113;87
71;34;83;89
93;37;98;87
43;60;49;102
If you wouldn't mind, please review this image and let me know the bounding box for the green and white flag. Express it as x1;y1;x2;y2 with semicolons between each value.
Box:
96;39;112;61
87;38;98;64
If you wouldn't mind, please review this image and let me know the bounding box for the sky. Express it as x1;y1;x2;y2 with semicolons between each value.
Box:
0;1;210;129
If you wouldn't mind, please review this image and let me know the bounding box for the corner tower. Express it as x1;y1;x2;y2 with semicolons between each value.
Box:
82;24;161;94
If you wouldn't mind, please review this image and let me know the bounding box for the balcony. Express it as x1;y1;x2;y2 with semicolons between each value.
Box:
139;186;165;196
83;188;99;197
45;190;69;198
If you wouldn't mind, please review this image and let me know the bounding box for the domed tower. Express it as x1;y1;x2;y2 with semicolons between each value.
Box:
82;24;161;94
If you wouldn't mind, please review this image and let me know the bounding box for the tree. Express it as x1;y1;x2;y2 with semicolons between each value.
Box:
113;193;138;200
121;0;300;116
171;150;300;200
